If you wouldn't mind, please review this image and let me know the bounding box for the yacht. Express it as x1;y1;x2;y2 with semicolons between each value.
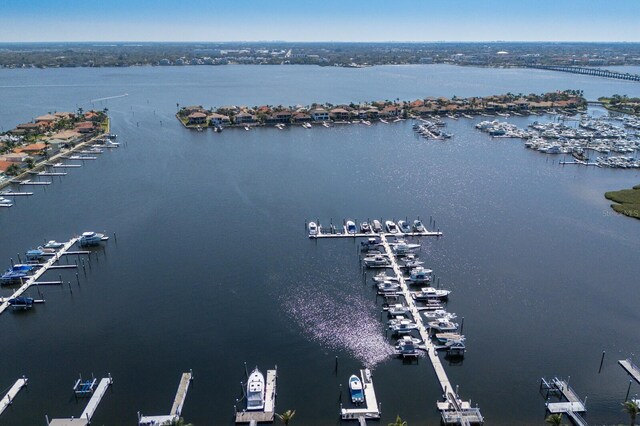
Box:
363;255;390;268
427;318;458;332
44;240;64;249
25;247;55;260
372;271;398;283
423;309;456;320
346;220;357;234
407;267;433;284
377;281;401;293
8;296;34;310
1;264;33;283
396;336;420;357
79;231;108;246
349;374;364;404
386;303;410;316
444;340;466;357
434;333;465;344
391;240;420;255
412;287;450;301
360;237;381;251
360;222;371;233
246;367;265;411
401;254;424;269
385;221;398;233
308;221;318;236
397;220;411;233
389;319;418;334
413;220;426;232
371;220;383;233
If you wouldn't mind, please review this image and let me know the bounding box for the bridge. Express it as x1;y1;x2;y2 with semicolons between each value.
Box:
530;65;640;82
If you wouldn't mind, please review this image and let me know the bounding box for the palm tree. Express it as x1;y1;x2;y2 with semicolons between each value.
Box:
623;400;640;426
276;409;296;425
388;415;408;426
545;413;564;426
170;418;194;426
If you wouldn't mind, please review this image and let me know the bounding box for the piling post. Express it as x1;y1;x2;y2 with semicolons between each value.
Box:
10;258;13;267
68;281;72;294
244;362;248;378
626;379;633;401
460;317;464;334
339;383;342;402
599;350;605;373
17;253;22;263
76;273;80;285
335;356;338;373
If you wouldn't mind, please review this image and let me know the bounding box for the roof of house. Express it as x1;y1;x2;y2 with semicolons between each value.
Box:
188;112;207;119
35;114;57;122
0;160;13;173
15;143;47;153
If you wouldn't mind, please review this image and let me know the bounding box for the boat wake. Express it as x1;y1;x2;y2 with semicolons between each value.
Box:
283;286;395;367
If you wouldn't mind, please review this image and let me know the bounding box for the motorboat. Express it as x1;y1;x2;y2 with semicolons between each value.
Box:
346;220;357;234
360;222;371;233
44;240;64;249
26;247;55;260
0;197;13;207
246;367;265;410
397;220;411;233
377;281;401;293
400;254;424;269
371;220;383;233
385;221;398;233
79;231;108;246
391;240;420;255
413;220;426;232
444;340;466;357
386;303;410;316
435;332;465;344
372;271;398;283
349;374;364;404
8;296;34;310
363;255;390;268
360;237;381;251
423;309;456;320
427;318;459;332
412;287;450;301
407;267;433;284
308;221;318;236
389;319;418;334
396;335;420;357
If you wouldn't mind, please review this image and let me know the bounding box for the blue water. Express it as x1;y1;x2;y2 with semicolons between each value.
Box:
0;65;639;425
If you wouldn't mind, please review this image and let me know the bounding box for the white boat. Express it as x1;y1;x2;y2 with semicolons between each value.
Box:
400;254;424;269
371;220;383;233
346;220;357;234
413;220;426;232
246;367;265;410
385;221;398;233
308;221;318;236
423;309;456;320
412;287;450;300
389;319;418;334
397;220;411;233
0;197;13;207
396;335;420;357
386;303;410;316
427;318;458;332
360;237;381;251
435;332;465;344
363;255;390;268
44;240;65;249
407;267;433;284
79;231;108;246
244;126;251;131
349;374;364;404
360;222;371;233
372;271;398;283
377;281;401;293
391;240;420;255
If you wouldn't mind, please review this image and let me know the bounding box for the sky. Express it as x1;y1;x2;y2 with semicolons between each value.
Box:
0;0;639;43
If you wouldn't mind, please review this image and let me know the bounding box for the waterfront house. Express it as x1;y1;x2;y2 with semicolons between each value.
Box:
35;114;57;124
330;108;351;121
75;121;97;133
310;108;330;122
209;113;231;126
0;161;13;174
234;112;258;124
187;112;207;125
273;111;293;123
0;153;28;163
15;143;47;156
380;106;399;117
14;123;43;135
365;108;380;119
292;112;311;123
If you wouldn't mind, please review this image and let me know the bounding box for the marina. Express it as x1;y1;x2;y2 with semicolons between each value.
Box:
47;375;113;426
540;377;588;426
138;371;193;426
0;377;28;416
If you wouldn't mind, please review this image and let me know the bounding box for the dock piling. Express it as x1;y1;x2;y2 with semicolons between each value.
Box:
17;253;22;264
626;379;633;401
599;351;605;373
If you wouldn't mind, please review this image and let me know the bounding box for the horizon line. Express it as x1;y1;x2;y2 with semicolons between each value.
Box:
2;40;640;44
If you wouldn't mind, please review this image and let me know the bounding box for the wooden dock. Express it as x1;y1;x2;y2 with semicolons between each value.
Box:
541;377;587;425
235;368;277;424
0;237;80;316
379;234;483;424
48;376;112;426
139;371;194;425
0;377;28;416
340;369;380;421
619;359;640;384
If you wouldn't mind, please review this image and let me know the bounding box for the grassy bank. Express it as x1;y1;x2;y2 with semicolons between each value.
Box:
605;184;640;220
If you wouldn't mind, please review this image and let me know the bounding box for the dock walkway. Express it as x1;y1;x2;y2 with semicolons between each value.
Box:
0;377;28;416
0;237;80;316
139;371;193;425
379;234;483;424
341;369;380;421
48;376;112;426
542;378;587;425
235;368;277;424
619;359;640;384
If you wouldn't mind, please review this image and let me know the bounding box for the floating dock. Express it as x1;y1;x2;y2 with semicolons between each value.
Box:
0;236;80;316
340;369;380;422
47;376;113;426
379;234;483;424
18;180;51;186
541;377;587;426
310;222;442;239
0;377;28;416
138;371;193;425
619;359;640;384
0;191;34;196
235;368;277;424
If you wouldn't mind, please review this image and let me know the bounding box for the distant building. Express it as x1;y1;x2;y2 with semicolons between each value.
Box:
310;108;329;122
187;112;207;125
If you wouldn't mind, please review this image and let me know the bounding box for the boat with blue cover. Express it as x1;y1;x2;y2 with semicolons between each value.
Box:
8;296;34;310
348;374;364;404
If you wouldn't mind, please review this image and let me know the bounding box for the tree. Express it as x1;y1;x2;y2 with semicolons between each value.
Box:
170;418;193;426
276;409;296;425
388;415;408;426
545;413;564;426
5;163;21;176
623;400;640;426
